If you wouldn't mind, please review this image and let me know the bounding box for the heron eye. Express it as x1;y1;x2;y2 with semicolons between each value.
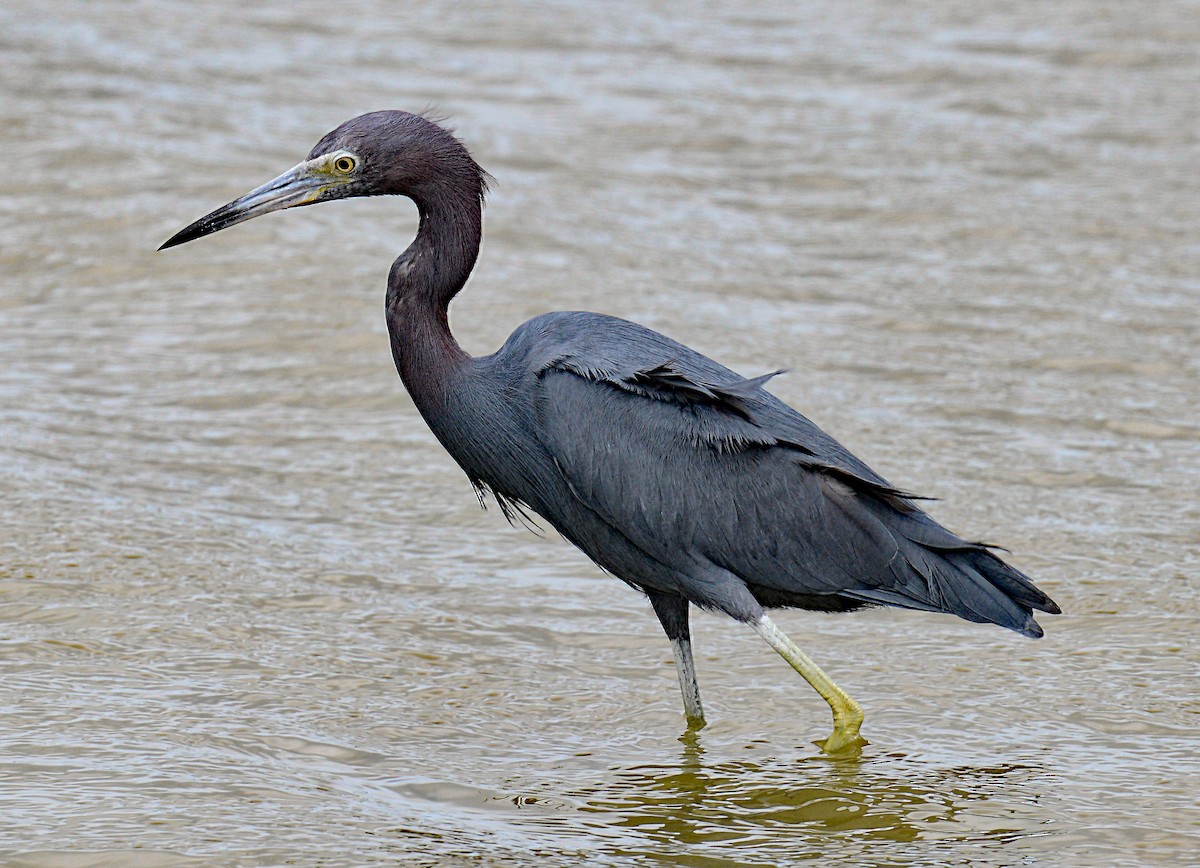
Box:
333;155;357;174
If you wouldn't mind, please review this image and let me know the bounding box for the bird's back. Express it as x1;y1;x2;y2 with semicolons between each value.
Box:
449;311;1058;635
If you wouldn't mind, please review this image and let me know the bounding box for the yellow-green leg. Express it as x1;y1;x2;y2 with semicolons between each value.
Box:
752;614;867;753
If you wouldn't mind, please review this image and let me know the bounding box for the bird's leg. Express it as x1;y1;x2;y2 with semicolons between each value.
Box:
752;614;867;753
669;635;705;726
648;591;705;727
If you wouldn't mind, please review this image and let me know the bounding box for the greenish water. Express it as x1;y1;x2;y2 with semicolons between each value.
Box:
2;2;1198;865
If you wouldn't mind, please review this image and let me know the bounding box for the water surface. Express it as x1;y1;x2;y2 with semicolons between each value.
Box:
2;2;1198;865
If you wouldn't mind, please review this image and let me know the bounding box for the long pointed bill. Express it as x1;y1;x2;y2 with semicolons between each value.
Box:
159;160;331;250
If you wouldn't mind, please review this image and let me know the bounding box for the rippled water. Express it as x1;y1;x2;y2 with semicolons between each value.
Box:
2;2;1198;865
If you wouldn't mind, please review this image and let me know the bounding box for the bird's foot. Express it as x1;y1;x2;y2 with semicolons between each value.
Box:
814;724;868;755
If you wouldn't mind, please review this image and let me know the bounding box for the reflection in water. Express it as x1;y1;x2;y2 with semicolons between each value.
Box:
3;0;1199;863
530;732;1049;862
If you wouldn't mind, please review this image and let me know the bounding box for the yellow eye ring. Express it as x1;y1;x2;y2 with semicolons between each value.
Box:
333;155;356;174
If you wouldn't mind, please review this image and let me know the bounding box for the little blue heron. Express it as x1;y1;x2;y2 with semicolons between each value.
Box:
161;111;1059;752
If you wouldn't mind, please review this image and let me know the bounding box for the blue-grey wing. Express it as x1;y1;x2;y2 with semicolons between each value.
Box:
518;313;1055;634
530;362;923;594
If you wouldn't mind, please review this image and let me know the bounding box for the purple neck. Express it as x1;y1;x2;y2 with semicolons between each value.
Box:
385;182;483;411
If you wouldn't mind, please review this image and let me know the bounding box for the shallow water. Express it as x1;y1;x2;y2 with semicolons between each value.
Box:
2;1;1198;865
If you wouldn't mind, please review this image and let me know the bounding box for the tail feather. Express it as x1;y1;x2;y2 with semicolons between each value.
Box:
860;489;1061;636
966;549;1061;614
844;525;1059;638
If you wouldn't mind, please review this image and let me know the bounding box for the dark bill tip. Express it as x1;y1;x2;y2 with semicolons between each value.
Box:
157;162;322;252
158;195;266;252
159;216;218;251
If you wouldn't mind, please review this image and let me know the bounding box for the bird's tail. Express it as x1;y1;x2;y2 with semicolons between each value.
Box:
933;546;1060;637
839;495;1061;638
853;538;1060;638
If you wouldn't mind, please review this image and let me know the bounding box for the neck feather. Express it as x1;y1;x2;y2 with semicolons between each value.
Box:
385;179;483;409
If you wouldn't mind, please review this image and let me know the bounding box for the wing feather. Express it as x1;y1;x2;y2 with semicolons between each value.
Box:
499;311;1055;634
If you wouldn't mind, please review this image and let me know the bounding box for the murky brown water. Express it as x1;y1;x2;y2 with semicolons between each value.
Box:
3;2;1198;865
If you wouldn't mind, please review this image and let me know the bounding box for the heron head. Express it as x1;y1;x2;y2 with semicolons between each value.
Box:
159;110;487;250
